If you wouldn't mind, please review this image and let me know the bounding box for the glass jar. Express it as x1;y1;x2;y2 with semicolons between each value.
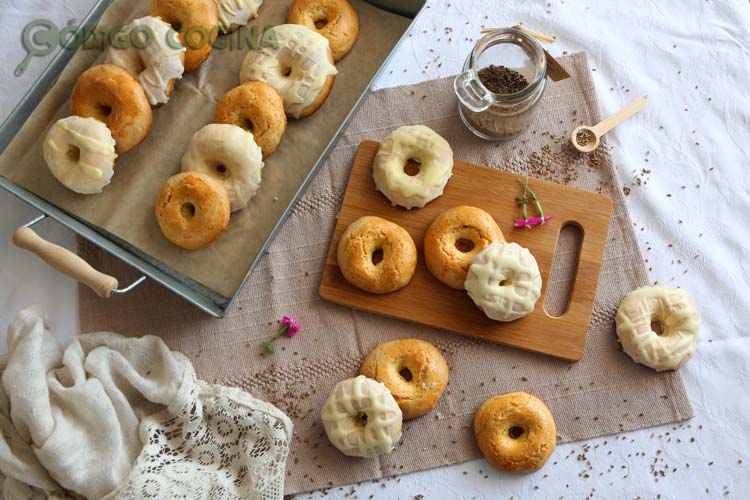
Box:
454;28;547;141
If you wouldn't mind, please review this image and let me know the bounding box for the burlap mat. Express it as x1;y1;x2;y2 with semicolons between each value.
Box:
79;52;692;495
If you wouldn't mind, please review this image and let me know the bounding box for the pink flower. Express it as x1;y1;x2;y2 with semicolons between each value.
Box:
262;316;301;352
282;316;300;336
514;215;553;228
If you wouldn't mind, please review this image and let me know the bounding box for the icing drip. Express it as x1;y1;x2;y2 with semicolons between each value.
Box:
105;16;185;106
321;375;402;458
465;242;543;322
616;286;701;371
372;125;454;209
215;0;263;32
181;124;264;212
240;24;338;118
43;116;117;194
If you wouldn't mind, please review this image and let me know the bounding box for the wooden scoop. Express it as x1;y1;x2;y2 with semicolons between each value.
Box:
572;97;648;153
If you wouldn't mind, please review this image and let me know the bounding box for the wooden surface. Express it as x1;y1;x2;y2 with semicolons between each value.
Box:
319;141;614;361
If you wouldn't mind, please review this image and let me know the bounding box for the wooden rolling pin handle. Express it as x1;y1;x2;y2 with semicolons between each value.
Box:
12;226;118;298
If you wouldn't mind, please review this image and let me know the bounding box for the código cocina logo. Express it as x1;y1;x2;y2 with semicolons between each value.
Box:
15;18;277;77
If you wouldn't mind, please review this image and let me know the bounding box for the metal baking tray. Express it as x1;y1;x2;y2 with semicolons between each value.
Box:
0;0;426;317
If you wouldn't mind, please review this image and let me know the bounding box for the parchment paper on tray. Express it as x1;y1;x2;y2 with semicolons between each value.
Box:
0;0;411;299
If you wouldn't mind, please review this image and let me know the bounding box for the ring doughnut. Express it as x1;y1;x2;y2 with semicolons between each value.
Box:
424;206;505;289
321;375;403;458
336;216;417;294
104;16;186;107
616;286;700;371
215;0;262;33
464;242;542;322
239;24;338;119
148;0;219;73
474;392;557;473
71;64;152;155
214;82;287;159
373;125;454;209
43;116;117;194
287;0;359;62
155;172;231;250
181;124;264;212
359;339;449;420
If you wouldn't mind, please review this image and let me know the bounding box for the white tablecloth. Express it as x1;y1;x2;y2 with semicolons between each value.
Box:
1;0;748;498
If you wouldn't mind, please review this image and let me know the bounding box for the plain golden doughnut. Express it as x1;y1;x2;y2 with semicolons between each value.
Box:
337;216;417;294
360;339;449;420
155;172;231;250
70;64;152;155
148;0;219;73
214;82;287;159
424;206;505;289
287;0;359;62
474;392;557;473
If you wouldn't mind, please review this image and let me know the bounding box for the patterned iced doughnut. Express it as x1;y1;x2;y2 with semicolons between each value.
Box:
214;0;263;33
239;24;338;119
181;124;264;212
464;242;543;322
616;286;700;371
43;116;117;194
105;16;185;107
372;125;454;209
321;375;403;458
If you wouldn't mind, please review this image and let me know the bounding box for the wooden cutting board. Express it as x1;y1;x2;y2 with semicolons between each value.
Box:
319;141;613;361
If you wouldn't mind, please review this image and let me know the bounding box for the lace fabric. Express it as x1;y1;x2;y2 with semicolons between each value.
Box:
0;306;292;500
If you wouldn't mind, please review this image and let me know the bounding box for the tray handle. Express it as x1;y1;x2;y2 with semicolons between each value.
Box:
12;215;146;298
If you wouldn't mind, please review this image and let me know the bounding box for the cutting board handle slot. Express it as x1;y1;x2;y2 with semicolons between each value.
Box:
543;222;583;317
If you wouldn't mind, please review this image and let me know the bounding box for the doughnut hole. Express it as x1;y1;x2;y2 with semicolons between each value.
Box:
356;412;368;426
281;66;292;77
404;158;421;176
96;103;112;119
238;116;254;132
170;21;183;33
651;319;665;335
314;18;328;29
66;145;81;163
455;238;475;253
398;367;413;382
371;248;384;266
508;425;526;439
180;202;196;219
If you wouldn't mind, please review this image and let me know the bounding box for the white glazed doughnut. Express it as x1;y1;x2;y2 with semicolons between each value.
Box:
181;124;264;212
321;375;403;458
43;116;117;194
616;286;700;371
214;0;262;32
373;125;454;209
104;16;185;107
239;24;338;119
464;242;543;322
